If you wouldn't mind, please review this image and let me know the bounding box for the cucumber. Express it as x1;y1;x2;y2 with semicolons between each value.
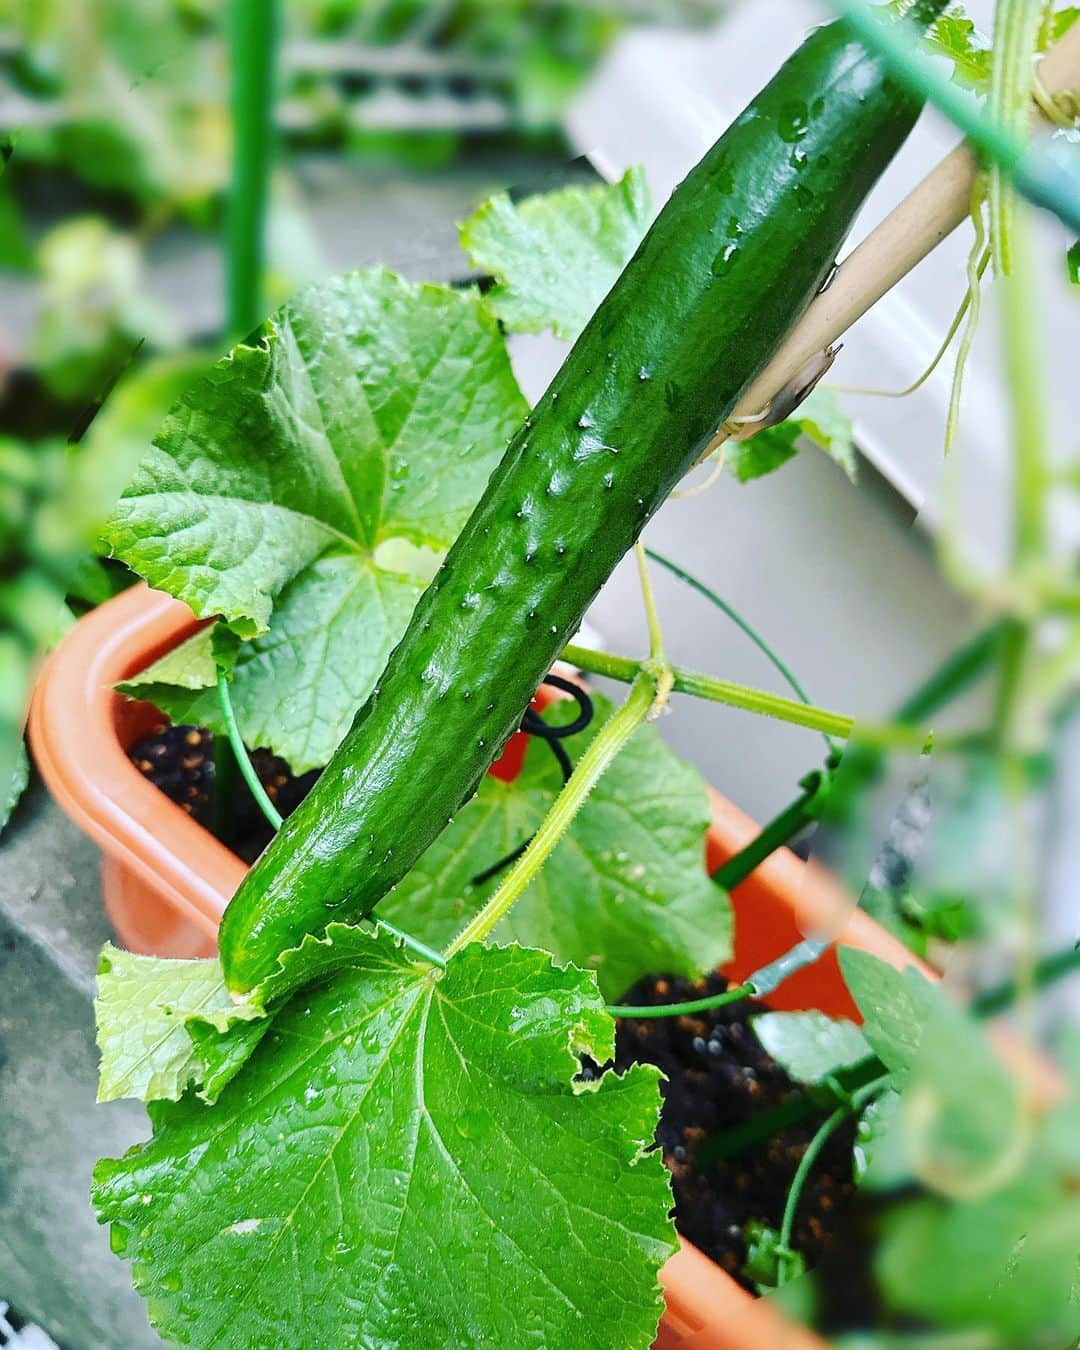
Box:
221;16;932;992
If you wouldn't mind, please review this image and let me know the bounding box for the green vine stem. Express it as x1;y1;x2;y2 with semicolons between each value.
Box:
607;984;754;1020
701;939;1080;1168
709;621;1008;893
644;548;817;715
634;541;674;717
989;0;1044;275
217;670;282;830
1002;218;1051;574
561;643;934;753
226;0;278;339
944;186;988;457
973;941;1080;1016
444;671;659;957
775;1074;892;1282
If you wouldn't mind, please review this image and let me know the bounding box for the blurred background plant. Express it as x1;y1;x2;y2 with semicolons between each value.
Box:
0;0;728;827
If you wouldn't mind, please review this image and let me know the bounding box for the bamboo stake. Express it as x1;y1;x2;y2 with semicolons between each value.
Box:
726;22;1080;432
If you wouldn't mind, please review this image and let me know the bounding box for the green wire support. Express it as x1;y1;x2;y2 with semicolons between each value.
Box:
226;0;279;339
710;780;823;894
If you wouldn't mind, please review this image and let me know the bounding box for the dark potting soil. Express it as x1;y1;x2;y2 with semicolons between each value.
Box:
131;725;863;1307
608;971;858;1296
127;723;320;864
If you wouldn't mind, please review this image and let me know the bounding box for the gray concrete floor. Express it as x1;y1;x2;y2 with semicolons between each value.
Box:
0;782;157;1349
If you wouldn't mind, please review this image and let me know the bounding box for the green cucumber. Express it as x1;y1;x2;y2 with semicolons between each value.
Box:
221;15;933;992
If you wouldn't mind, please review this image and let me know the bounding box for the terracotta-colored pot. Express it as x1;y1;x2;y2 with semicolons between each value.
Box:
28;583;1051;1349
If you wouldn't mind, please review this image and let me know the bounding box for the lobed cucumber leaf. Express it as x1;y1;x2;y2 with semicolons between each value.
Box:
461;167;653;341
104;269;528;772
93;928;676;1350
380;694;731;1000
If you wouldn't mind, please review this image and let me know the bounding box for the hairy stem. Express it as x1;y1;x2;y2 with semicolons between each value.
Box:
990;0;1043;275
444;671;658;957
562;643;933;752
634;541;674;717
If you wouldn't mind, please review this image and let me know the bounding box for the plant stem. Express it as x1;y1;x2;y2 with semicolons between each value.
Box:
989;0;1043;275
776;1074;891;1279
703;941;1080;1168
216;670;283;830
635;541;665;664
1002;219;1050;570
973;941;1080;1017
644;548;817;714
444;671;657;957
561;643;933;752
634;541;673;716
607;983;755;1020
894;620;1008;725
376;919;448;970
711;785;821;892
212;731;238;848
226;0;278;339
944;187;988;457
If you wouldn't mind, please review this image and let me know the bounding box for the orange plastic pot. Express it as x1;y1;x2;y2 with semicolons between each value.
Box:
28;582;1049;1350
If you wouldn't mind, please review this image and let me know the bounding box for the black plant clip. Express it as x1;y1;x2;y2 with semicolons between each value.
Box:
470;673;594;887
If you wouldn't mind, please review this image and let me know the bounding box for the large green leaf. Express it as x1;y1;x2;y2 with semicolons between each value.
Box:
104;269;527;770
93;929;676;1349
381;694;730;999
460;168;653;341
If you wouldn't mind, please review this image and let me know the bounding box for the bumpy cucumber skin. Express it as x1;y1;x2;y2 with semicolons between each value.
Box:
221;20;924;992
